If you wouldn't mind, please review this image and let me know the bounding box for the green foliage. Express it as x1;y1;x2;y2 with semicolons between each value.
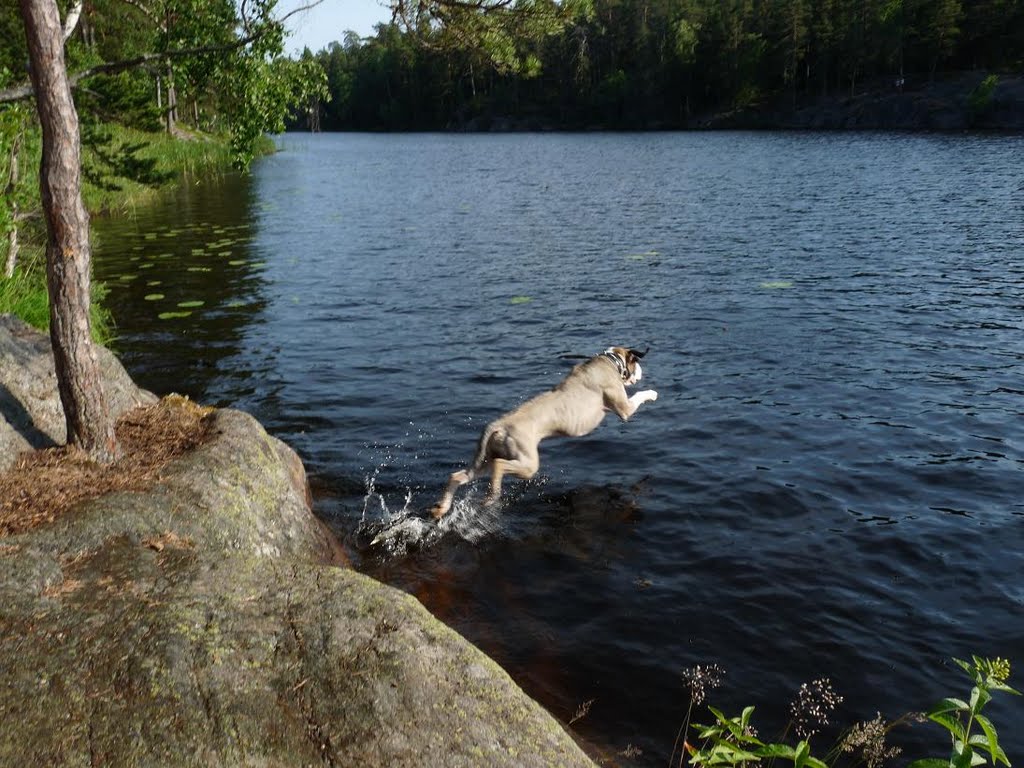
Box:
1;70;38;276
81;121;174;195
0;259;49;330
968;74;999;122
908;656;1019;768
220;52;328;169
688;706;829;768
303;0;1024;130
0;259;115;346
0;0;330;171
78;123;237;213
676;657;1017;768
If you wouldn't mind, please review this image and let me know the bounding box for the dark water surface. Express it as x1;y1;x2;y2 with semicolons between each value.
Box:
93;132;1024;763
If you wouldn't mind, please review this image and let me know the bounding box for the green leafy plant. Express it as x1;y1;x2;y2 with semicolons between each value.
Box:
674;657;1016;768
687;705;829;768
908;656;1019;768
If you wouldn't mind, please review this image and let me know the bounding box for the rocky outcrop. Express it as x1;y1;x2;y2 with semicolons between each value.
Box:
0;314;596;767
696;72;1024;131
0;314;156;473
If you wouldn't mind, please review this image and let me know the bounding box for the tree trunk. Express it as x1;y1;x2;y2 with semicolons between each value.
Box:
4;221;17;278
18;0;120;462
3;133;20;278
165;64;177;133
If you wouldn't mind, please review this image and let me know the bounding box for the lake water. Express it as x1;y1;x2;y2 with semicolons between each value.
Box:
93;132;1024;764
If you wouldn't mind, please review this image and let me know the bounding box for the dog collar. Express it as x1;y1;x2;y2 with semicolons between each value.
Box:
600;350;629;381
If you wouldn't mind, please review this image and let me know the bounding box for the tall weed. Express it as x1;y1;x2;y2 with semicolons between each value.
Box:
675;656;1016;768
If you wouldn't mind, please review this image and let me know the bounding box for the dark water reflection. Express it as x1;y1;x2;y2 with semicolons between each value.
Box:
94;132;1024;764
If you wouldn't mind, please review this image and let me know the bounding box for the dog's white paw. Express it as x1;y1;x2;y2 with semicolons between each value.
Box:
641;389;658;403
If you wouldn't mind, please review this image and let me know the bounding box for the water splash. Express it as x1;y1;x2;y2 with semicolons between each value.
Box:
356;473;512;557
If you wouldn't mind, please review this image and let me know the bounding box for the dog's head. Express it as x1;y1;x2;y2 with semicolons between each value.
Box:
604;346;647;386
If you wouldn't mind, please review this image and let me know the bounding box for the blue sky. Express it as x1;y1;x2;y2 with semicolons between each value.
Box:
278;0;393;55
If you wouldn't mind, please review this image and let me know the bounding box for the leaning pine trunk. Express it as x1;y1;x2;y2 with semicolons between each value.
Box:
18;0;120;462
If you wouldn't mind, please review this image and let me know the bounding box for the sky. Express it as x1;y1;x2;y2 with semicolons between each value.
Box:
278;0;393;55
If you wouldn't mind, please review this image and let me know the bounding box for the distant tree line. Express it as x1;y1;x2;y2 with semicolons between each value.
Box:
299;0;1024;131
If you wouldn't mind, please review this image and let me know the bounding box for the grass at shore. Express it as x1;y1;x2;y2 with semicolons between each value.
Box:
0;250;115;345
80;123;241;214
2;121;263;337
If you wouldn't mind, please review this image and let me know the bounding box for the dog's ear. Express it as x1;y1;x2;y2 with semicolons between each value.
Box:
628;346;649;361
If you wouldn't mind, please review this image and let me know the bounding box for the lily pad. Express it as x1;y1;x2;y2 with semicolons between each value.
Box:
510;295;532;305
146;280;162;286
144;293;164;301
157;311;192;320
177;300;205;308
187;266;212;272
228;259;246;266
118;274;139;282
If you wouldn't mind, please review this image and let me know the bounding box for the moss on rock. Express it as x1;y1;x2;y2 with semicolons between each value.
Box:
0;316;596;767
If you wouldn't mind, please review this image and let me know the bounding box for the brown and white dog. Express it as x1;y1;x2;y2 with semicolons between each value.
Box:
430;347;658;519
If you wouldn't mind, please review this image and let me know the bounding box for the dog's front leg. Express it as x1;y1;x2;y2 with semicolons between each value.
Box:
608;388;658;420
628;390;658;411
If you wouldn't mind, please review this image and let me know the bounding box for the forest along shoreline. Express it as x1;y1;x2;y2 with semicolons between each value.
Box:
450;73;1024;132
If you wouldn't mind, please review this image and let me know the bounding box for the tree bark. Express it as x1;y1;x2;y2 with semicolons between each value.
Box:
165;64;177;133
18;0;120;462
3;134;20;278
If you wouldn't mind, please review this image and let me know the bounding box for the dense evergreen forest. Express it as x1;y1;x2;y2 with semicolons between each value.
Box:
302;0;1024;131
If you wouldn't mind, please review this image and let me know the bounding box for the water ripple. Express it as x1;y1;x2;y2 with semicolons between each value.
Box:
94;132;1024;765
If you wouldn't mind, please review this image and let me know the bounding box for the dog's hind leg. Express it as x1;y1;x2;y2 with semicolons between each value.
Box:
428;466;468;520
431;423;509;519
430;466;478;519
484;450;539;507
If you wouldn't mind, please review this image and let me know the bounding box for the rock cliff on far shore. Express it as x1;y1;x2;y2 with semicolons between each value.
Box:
453;72;1024;132
0;314;596;767
697;72;1024;131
